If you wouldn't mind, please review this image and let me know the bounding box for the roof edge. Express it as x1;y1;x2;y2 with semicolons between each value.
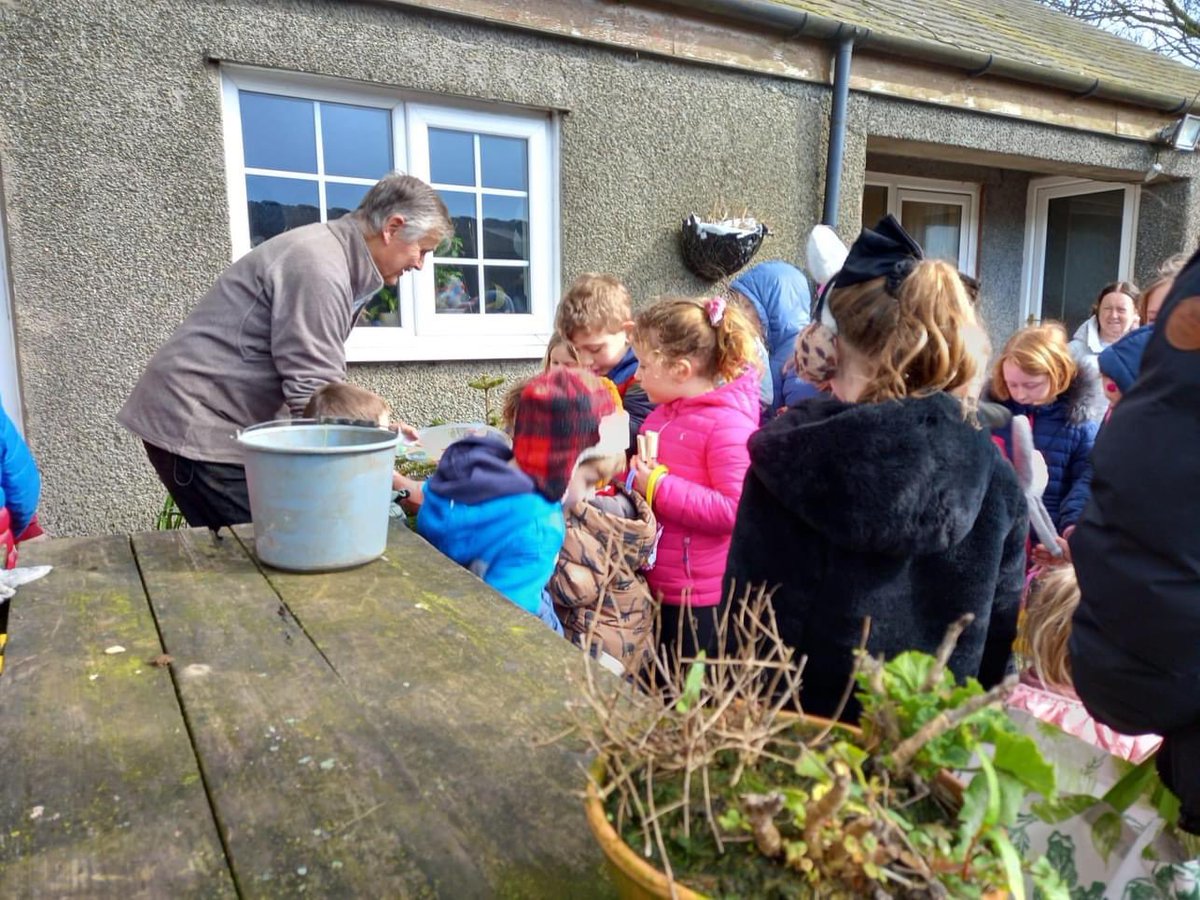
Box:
658;0;1195;115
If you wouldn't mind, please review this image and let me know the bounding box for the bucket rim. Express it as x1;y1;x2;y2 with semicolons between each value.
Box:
237;418;399;454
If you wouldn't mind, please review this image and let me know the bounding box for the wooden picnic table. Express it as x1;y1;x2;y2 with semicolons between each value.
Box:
0;523;615;898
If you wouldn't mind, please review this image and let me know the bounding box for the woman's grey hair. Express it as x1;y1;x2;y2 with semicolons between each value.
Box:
355;172;452;242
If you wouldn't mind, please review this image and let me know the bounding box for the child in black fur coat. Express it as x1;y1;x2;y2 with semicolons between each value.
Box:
723;216;1028;722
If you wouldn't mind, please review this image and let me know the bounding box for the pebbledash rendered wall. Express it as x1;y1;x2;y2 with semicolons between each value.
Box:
1;0;1197;536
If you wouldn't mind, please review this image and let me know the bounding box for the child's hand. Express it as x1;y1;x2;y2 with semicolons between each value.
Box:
393;473;424;516
390;420;421;442
1031;536;1072;567
630;455;653;496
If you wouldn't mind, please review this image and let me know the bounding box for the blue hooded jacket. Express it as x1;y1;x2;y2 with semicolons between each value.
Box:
1097;325;1153;395
991;366;1099;531
730;260;817;411
0;405;39;537
417;436;565;615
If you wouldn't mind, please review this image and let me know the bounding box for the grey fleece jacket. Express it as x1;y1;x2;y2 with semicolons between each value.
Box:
119;215;383;464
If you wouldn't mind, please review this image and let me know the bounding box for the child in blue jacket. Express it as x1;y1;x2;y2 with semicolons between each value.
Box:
0;402;41;673
729;259;819;412
417;369;611;632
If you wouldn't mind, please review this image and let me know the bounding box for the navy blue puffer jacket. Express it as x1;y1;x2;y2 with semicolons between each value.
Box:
991;367;1099;531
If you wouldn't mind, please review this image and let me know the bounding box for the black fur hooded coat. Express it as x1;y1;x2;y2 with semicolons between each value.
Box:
723;392;1028;721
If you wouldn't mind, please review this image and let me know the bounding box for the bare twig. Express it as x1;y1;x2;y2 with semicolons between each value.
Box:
807;617;872;747
923;612;974;692
887;675;1019;772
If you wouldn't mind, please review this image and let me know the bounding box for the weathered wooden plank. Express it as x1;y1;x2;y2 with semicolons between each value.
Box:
240;522;613;898
132;527;491;898
0;534;234;898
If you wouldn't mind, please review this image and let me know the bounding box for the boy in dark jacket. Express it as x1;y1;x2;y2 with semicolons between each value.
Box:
1071;250;1200;836
417;369;609;631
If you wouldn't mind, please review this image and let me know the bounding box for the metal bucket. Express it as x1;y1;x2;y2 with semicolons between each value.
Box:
237;419;399;572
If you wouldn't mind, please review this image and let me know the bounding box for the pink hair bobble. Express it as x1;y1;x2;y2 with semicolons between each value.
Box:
705;296;726;326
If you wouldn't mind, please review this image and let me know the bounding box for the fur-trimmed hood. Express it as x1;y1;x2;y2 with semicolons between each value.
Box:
987;360;1099;427
749;392;1002;556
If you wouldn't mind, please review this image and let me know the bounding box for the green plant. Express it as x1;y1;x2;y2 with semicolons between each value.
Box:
435;235;466;290
573;590;1074;899
359;284;399;324
155;495;186;531
467;374;506;428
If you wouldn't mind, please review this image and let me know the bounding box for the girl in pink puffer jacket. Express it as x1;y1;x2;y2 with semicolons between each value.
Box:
629;296;761;666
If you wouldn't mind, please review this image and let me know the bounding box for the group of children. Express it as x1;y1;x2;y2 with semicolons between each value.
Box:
307;220;1193;827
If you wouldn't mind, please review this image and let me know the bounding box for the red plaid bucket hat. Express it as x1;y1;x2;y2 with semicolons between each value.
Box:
511;369;611;501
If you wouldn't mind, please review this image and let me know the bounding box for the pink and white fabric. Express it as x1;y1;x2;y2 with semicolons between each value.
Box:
1007;673;1162;764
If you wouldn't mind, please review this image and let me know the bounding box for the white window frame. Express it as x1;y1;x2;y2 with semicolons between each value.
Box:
1019;176;1140;326
863;173;980;276
219;66;559;362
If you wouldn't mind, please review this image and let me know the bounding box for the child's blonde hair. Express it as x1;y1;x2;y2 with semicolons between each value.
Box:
828;259;979;403
501;377;531;434
725;288;764;339
303;382;390;424
632;296;759;384
542;332;581;371
555;273;633;337
1138;253;1188;322
1019;565;1080;691
990;323;1077;402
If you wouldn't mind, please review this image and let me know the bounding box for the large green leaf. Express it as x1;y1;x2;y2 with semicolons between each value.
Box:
883;651;935;693
674;651;706;713
993;730;1057;797
1028;854;1070;900
958;771;990;844
1031;793;1098;825
987;830;1027;900
996;771;1029;829
1102;756;1157;813
1090;810;1123;865
979;751;1003;827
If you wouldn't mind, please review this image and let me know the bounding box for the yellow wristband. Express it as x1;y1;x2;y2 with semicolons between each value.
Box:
645;465;670;509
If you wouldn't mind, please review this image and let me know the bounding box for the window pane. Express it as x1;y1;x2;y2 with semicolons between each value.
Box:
1041;189;1124;333
480;135;527;191
321;102;391;179
429;129;475;186
246;175;320;246
326;182;370;221
483;266;530;315
438;190;479;258
482;195;529;260
862;184;888;229
901;201;963;267
435;265;480;314
240;92;317;173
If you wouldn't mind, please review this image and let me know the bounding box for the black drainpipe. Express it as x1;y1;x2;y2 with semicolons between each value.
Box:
822;31;856;228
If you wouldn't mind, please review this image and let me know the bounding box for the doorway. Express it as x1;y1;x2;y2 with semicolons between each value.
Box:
1021;177;1139;333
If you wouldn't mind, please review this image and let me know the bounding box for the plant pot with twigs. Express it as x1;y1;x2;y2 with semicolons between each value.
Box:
568;588;1072;899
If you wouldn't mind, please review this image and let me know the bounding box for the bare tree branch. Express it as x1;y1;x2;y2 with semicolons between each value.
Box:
1040;0;1200;66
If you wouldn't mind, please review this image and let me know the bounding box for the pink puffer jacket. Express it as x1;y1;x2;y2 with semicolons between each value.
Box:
642;370;759;608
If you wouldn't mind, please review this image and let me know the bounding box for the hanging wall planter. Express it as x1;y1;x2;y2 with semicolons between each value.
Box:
679;212;769;282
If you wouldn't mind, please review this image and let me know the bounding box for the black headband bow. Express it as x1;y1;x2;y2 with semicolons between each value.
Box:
832;214;925;297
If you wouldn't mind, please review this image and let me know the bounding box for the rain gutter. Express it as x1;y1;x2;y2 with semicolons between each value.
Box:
656;0;1195;115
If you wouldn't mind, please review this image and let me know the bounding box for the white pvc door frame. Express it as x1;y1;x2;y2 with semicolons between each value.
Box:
1019;176;1140;327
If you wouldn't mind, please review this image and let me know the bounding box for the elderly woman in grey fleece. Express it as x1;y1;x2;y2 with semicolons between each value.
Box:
119;173;451;528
